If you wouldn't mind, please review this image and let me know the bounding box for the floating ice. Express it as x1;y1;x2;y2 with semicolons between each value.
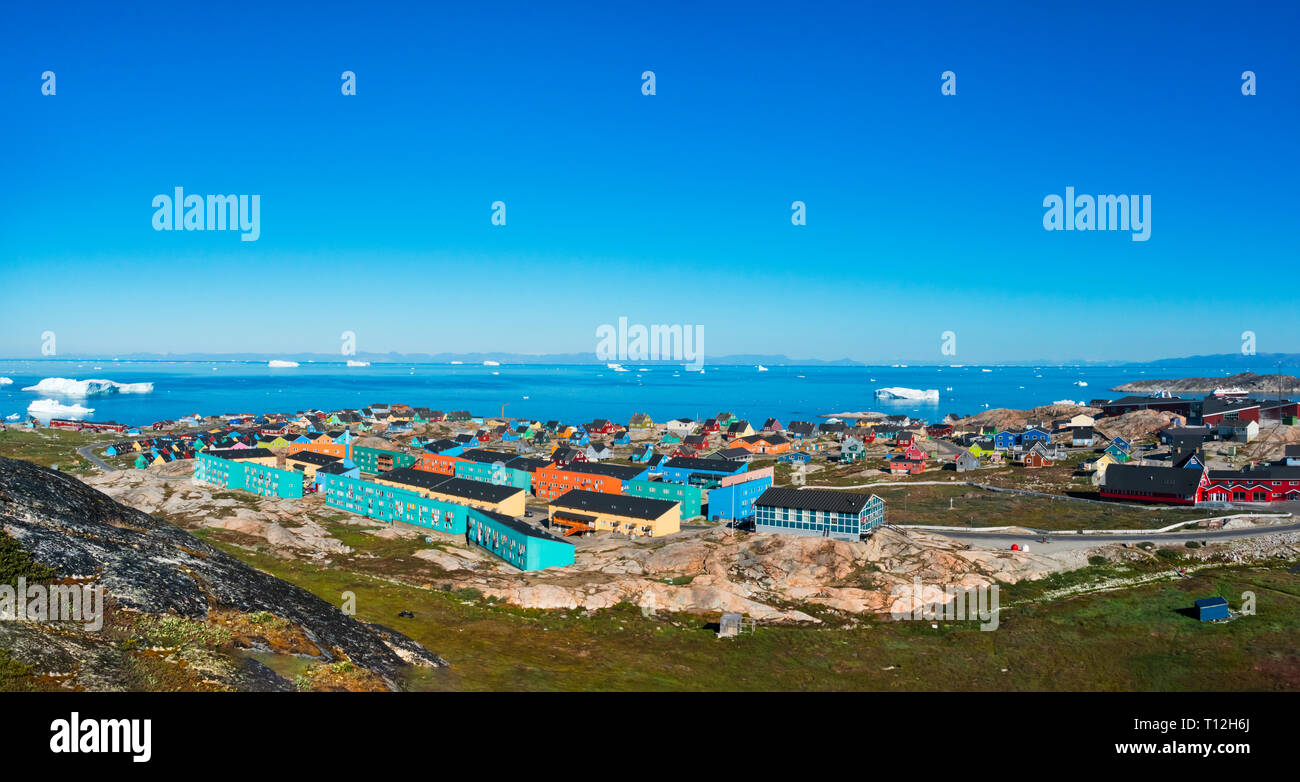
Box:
22;377;153;396
268;360;299;368
28;399;95;418
874;387;940;402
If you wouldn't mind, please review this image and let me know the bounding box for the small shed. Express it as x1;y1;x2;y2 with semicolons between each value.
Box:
1194;596;1230;622
717;613;754;638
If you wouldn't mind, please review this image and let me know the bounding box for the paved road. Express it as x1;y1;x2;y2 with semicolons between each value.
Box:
915;520;1300;550
77;443;116;473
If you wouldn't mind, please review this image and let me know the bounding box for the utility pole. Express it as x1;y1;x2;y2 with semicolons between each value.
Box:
501;402;510;420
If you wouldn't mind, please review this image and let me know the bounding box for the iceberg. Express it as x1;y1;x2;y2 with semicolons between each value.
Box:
28;399;95;418
874;387;940;402
268;360;299;368
4;413;20;421
346;360;370;367
1053;399;1084;406
0;377;12;385
1074;380;1088;387
483;360;500;366
22;378;153;396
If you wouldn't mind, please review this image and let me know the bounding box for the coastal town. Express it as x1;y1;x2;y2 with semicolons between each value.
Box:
15;378;1293;577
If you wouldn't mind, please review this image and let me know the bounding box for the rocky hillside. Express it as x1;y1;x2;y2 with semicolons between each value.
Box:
953;403;1100;431
1111;372;1300;394
0;456;444;691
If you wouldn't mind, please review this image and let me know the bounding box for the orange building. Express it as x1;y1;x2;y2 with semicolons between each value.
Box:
287;441;347;459
417;452;463;476
532;462;647;501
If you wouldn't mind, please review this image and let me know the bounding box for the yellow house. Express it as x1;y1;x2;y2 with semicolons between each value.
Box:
726;421;755;438
373;467;526;517
548;490;681;538
282;450;341;481
1087;452;1117;476
628;413;654;430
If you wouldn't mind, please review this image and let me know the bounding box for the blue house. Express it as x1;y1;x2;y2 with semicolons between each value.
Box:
613;432;630;445
1110;436;1131;452
707;473;774;521
994;430;1021;450
660;456;747;485
778;451;813;464
1021;428;1051;445
1194;596;1230;622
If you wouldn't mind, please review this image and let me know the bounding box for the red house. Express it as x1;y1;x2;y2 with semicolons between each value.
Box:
1203;467;1300;503
584;419;618;435
888;458;925;475
895;432;916;447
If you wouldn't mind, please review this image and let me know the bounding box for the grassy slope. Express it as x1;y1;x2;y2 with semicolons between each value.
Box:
216;540;1300;692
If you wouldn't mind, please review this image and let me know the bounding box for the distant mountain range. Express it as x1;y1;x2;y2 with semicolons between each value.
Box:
6;351;1299;367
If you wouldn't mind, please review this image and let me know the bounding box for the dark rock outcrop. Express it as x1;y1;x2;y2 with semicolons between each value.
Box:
0;456;446;689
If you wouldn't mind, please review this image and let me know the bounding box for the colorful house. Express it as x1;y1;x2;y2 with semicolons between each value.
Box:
706;467;774;522
467;509;575;571
548;490;681;538
753;487;886;541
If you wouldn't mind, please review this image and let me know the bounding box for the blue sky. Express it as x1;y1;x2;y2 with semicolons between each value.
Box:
1;1;1297;363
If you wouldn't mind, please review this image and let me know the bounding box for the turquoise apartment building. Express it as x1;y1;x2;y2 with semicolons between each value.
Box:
322;473;468;534
466;508;575;571
194;451;304;499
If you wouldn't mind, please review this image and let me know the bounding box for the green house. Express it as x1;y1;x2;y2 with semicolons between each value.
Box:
625;478;702;519
352;446;419;475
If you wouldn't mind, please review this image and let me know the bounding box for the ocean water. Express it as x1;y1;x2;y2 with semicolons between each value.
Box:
0;359;1242;428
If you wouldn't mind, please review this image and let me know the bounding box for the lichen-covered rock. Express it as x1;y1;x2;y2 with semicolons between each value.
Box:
0;456;445;690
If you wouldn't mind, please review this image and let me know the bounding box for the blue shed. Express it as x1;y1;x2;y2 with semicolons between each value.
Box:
1194;596;1230;622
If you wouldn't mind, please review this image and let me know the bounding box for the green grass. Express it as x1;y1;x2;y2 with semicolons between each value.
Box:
206;537;1300;691
0;429;115;474
0;531;56;585
871;484;1211;531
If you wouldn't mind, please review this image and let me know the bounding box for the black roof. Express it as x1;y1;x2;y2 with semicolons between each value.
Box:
1286;445;1300;458
1207;466;1300;481
756;487;878;515
1203;397;1262;416
549;489;678;520
556;461;647;480
285;450;342;466
316;461;354;475
459;448;518;465
379;468;522;503
205;447;275;461
472;508;571;545
664;456;743;472
1102;464;1204;495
